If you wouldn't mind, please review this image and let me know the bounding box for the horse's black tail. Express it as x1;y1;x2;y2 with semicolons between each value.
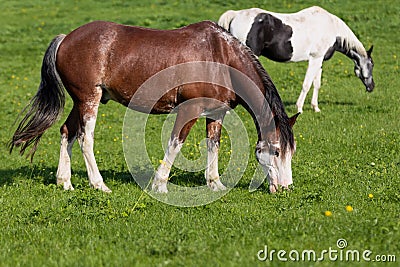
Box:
9;34;66;161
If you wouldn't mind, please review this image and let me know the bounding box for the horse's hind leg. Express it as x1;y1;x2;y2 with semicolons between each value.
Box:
56;105;79;190
296;57;323;113
311;68;322;112
77;101;111;193
152;107;199;193
205;116;226;191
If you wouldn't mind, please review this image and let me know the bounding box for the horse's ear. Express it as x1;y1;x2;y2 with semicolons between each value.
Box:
289;112;300;128
367;45;374;57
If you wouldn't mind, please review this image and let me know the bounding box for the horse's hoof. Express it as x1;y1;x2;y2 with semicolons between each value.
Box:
269;184;278;193
64;183;75;191
152;182;168;193
93;182;112;193
208;179;227;191
64;182;75;191
57;179;74;191
313;106;321;112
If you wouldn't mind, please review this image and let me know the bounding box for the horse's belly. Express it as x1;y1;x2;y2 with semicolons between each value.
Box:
106;85;179;114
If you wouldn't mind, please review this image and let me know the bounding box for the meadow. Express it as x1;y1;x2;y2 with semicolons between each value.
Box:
0;0;399;266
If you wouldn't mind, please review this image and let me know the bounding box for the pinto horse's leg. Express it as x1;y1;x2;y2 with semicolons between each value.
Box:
205;116;226;191
311;68;322;112
296;57;324;113
76;102;111;193
56;105;79;190
152;108;199;193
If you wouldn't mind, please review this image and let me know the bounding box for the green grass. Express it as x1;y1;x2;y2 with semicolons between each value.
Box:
1;0;399;266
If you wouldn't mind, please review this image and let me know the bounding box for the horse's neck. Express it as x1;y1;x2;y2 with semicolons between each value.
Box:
334;37;353;57
335;36;366;62
334;18;367;59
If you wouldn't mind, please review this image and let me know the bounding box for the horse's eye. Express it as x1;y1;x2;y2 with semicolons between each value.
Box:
274;150;280;157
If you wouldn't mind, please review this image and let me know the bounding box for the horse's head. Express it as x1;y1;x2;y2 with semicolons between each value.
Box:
352;46;374;92
255;113;299;193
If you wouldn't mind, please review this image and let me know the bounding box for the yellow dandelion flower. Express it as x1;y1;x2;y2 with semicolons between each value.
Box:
345;205;353;212
368;193;374;199
324;211;332;217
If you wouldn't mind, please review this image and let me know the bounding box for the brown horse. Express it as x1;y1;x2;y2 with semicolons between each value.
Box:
10;21;299;193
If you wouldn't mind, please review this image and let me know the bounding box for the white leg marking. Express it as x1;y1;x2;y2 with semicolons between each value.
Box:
79;116;111;193
311;68;322;112
205;139;226;191
296;57;324;113
152;137;183;193
56;134;75;190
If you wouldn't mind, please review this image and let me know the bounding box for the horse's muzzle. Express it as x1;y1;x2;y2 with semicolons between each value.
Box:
365;79;375;92
366;84;374;92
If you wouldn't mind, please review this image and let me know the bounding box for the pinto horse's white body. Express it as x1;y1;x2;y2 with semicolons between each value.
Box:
219;6;374;113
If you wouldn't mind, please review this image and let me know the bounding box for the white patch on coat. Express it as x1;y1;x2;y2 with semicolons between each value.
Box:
98;30;118;79
152;137;183;193
228;8;261;44
79;116;111;193
205;138;226;191
56;134;75;190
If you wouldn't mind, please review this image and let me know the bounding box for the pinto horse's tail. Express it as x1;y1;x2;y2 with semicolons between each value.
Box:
217;10;238;31
9;34;66;161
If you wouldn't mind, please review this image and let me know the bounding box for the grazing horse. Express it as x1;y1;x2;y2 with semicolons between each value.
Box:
9;20;299;193
218;6;375;113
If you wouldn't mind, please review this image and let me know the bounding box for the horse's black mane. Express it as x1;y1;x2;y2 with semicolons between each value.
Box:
242;43;295;155
213;22;295;155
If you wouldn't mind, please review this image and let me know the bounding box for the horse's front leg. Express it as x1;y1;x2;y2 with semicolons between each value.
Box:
296;57;323;113
151;136;183;193
205;116;226;191
152;109;199;193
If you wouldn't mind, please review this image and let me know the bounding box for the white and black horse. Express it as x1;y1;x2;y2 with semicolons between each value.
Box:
219;6;374;113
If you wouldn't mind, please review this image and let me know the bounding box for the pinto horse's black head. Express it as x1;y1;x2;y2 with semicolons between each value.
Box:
352;46;374;92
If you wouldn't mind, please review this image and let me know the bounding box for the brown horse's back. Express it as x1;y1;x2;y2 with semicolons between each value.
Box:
56;20;238;112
